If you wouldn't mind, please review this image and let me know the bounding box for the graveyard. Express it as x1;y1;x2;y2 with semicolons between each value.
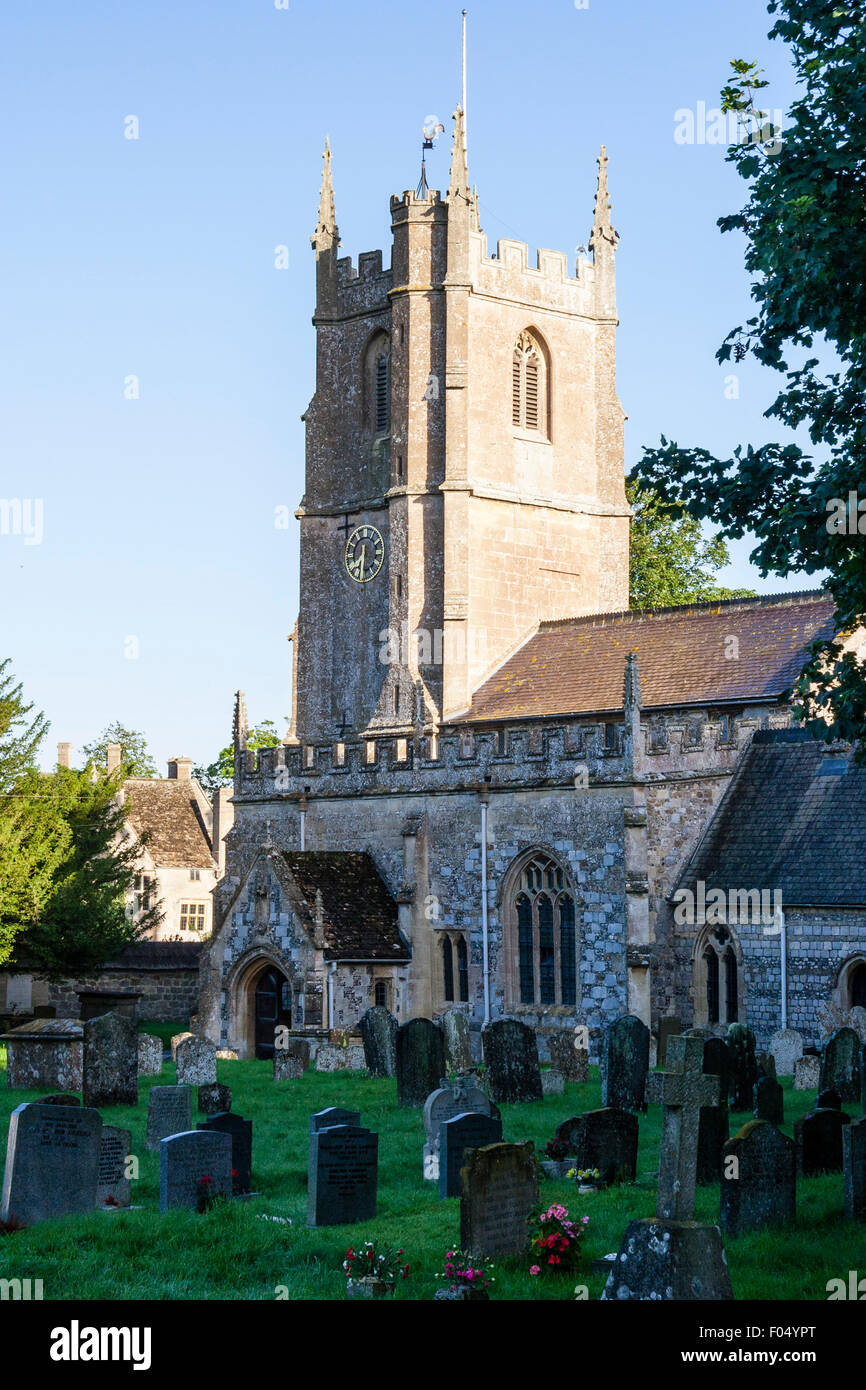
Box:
0;1021;863;1302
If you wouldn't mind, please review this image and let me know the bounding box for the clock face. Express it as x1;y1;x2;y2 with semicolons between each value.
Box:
344;524;385;583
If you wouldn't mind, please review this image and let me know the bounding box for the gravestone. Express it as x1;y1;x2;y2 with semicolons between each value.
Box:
843;1116;866;1220
137;1033;162;1076
657;1016;682;1068
440;1008;472;1074
358;1007;397;1078
754;1076;784;1126
600;1014;649;1113
849;1006;866;1043
216;1049;239;1061
40;1093;80;1106
795;1107;845;1175
541;1069;564;1096
159;1130;233;1212
482;1019;543;1104
176;1036;218;1087
198;1083;232;1116
721;1119;796;1237
603;1035;732;1301
697;1038;730;1185
554;1108;638;1185
727;1023;758;1110
820;1027;860;1103
171;1031;193;1061
145;1085;192;1151
817;1088;843;1112
439;1111;503;1199
308;1106;361;1170
96;1125;132;1209
82;1012;138;1109
459;1142;538;1260
274;1041;308;1081
769;1028;803;1078
793;1055;821;1091
1;1102;102;1225
756;1052;777;1081
307;1124;378;1226
396;1018;445;1107
198;1112;252;1194
547;1030;588;1082
422;1076;497;1181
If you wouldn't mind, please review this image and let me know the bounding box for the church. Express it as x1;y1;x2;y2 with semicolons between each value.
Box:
198;112;866;1062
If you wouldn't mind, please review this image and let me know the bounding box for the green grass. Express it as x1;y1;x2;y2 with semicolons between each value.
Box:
0;1056;861;1300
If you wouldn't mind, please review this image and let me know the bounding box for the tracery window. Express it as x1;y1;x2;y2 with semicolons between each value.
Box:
511;853;576;1007
512;330;548;435
441;932;469;1004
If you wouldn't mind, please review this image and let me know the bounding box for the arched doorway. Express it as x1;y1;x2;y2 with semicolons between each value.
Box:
849;962;866;1009
254;965;292;1060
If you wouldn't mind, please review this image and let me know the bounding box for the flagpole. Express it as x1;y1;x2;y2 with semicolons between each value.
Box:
462;9;467;140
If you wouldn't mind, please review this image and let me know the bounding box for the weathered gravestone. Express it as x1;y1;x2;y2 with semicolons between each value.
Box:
396;1018;445;1107
820;1027;860;1103
440;1008;472;1074
176;1036;218;1087
600;1014;649;1113
137;1033;162;1076
358;1007;397;1078
82;1011;138;1109
459;1142;538;1260
423;1076;497;1181
482;1019;542;1104
40;1093;80;1106
541;1069;565;1096
795;1107;845;1175
554;1108;638;1186
769;1028;804;1078
145;1085;192;1152
198;1112;252;1194
171;1031;193;1061
754;1076;784;1126
756;1052;777;1081
849;1006;866;1043
843;1116;866;1221
721;1119;795;1237
603;1034;732;1301
727;1023;758;1111
657;1016;683;1068
697;1037;730;1185
1;1102;102;1225
159;1130;233;1212
439;1111;503;1199
274;1040;308;1081
96;1125;132;1209
547;1029;588;1082
198;1083;232;1117
307;1124;378;1226
793;1054;821;1091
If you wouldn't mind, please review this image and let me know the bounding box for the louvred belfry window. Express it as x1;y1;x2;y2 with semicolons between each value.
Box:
511;330;547;434
375;353;390;434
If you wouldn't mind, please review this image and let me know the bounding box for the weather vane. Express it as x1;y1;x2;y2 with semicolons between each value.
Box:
417;115;445;197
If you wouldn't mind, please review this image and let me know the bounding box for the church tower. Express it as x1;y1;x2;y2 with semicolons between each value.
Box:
290;119;629;744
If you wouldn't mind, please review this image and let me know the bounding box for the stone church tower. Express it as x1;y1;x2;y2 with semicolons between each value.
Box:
291;113;630;742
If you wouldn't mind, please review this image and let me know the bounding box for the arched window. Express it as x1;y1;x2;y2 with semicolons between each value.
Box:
440;932;469;1005
852;964;866;1008
363;331;391;438
694;925;743;1027
511;330;548;435
508;853;577;1007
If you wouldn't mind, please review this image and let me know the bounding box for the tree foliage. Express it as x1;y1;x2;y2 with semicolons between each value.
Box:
628;478;756;608
194;720;283;792
81;722;158;778
632;1;866;748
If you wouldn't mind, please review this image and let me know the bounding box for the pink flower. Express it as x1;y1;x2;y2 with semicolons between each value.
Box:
530;1265;541;1276
582;1216;589;1225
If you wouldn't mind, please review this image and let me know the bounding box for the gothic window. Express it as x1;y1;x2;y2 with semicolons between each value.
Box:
694;925;743;1027
363;331;391;438
852;964;866;1009
511;330;548;436
440;932;469;1005
508;853;577;1008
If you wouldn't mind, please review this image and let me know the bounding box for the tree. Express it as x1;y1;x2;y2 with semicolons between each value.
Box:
10;764;159;977
627;478;756;609
194;720;283;792
632;2;866;748
81;722;158;778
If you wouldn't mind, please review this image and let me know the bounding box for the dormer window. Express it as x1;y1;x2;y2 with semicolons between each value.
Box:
512;330;548;436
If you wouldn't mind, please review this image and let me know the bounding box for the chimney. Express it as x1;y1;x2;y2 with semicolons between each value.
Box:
57;742;72;769
167;756;193;782
212;785;235;877
106;743;122;774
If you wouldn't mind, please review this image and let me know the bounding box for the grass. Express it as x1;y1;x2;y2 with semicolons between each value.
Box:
0;1048;861;1301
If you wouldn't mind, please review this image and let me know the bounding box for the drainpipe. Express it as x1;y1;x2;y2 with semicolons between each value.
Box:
299;787;309;851
328;960;337;1030
779;905;788;1030
479;777;491;1026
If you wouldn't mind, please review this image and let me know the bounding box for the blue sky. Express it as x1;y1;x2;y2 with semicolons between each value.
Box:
0;0;811;772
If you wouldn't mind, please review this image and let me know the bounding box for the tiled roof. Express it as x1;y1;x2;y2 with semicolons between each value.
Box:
281;851;409;961
123;779;214;869
677;730;866;905
465;592;836;722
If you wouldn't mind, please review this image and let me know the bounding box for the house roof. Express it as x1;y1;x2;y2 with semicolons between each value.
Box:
464;591;836;723
123;779;214;869
280;850;409;961
677;730;866;906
